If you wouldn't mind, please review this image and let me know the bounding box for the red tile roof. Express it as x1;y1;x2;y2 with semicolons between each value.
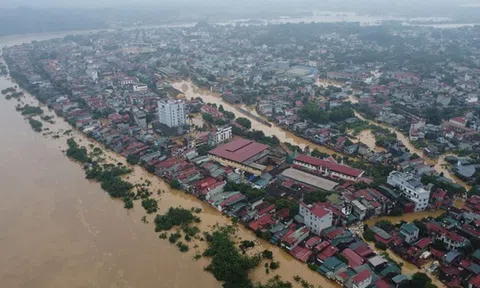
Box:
305;236;321;248
414;237;432;249
209;137;269;163
352;270;372;285
341;248;364;268
290;246;313;263
317;245;339;262
470;274;480;288
301;202;331;218
249;214;274;231
294;154;364;178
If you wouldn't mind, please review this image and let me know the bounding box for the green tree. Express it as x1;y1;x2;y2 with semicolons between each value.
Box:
170;179;181;189
235;117;252;129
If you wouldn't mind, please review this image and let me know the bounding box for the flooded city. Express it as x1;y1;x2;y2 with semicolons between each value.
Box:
0;37;339;288
1;7;479;288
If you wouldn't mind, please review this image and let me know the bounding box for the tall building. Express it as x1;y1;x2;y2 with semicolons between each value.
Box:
387;171;431;211
299;202;332;235
157;100;186;128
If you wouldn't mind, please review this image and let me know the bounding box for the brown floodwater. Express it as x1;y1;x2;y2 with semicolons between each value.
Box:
173;81;339;156
354;112;470;190
0;61;338;288
0;77;222;288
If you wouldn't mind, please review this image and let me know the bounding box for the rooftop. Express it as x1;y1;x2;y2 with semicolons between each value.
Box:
294;154;364;178
282;168;338;191
208;137;269;163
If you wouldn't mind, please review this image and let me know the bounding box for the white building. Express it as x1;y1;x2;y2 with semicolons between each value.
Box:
86;69;98;82
133;84;148;92
158;100;186;128
299;202;332;235
387;171;431;211
209;125;232;146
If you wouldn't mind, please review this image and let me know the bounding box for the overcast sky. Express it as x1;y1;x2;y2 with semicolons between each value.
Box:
2;0;480;9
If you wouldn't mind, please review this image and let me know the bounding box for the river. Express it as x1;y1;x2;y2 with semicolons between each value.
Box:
173;80;340;157
0;37;340;288
353;111;471;190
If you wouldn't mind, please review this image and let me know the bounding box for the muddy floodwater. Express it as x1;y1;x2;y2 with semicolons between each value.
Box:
0;42;339;288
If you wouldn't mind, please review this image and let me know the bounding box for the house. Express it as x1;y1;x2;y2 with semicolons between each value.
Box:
299;202;333;235
317;256;347;276
370;226;393;245
387;171;431;211
349;270;373;288
399;223;419;244
368;255;389;271
438;231;470;250
341;248;364;268
450;116;467;127
281;226;310;250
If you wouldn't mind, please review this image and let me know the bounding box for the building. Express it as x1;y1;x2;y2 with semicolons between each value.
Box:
281;226;310;250
449;116;467;127
350;270;372;288
399;223;420;244
387;171;431;211
439;231;470;250
133;84;148;92
209;125;233;146
294;154;365;181
282;168;339;191
86;69;98;82
158;100;186;128
133;109;147;129
208;137;269;175
299;202;333;235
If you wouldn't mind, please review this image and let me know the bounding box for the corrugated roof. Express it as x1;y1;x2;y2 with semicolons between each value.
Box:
208;137;269;163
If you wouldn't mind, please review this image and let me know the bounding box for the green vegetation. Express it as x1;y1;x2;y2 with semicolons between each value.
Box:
236;117;252;129
421;174;467;196
224;181;266;200
65;139;134;200
203;226;261;288
169;232;182;243
240;240;255;250
127;154;140;165
123;197;134;209
262;250;273;260
5;91;24;100
154;207;200;232
141;198;158;214
18;104;43;116
28;118;43;132
66;138;90;163
275;199;299;217
1;87;15;94
158;232;168;240
41;115;55;124
269;262;280;270
256;276;292;288
363;229;375;242
303;189;331;204
410;273;437;288
176;241;189;252
300;103;354;124
375;242;387;250
169;179;181;189
100;177;134;198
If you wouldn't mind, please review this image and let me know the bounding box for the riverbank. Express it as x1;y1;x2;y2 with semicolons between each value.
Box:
0;72;340;287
